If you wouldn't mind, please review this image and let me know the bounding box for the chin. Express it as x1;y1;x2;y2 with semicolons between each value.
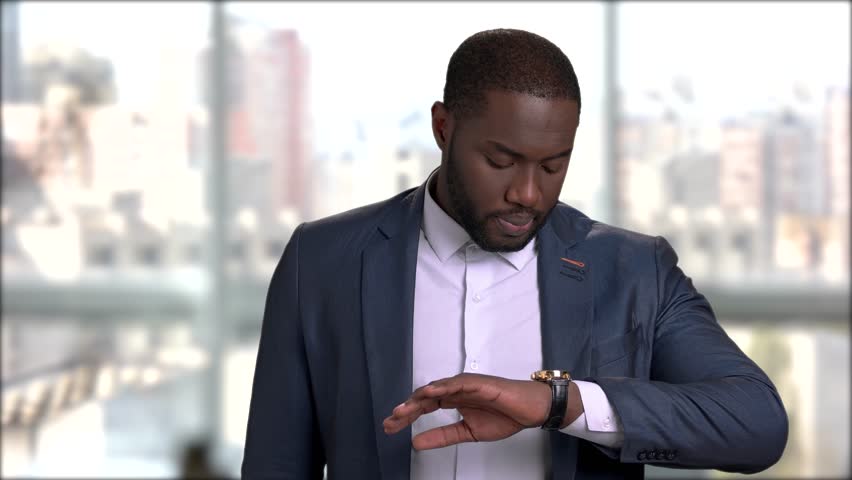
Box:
479;232;534;253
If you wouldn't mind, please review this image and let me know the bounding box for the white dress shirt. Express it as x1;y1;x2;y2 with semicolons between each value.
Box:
411;176;624;479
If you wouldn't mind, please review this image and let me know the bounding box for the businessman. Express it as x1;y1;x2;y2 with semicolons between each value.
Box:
242;28;788;479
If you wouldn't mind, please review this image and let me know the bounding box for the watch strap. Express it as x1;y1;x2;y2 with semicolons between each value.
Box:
541;378;570;430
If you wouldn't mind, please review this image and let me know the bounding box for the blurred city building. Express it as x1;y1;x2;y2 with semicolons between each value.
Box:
202;21;313;224
1;2;849;479
617;80;849;283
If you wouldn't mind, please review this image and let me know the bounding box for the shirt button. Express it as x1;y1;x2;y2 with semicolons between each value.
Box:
472;294;481;303
603;417;611;427
470;361;479;371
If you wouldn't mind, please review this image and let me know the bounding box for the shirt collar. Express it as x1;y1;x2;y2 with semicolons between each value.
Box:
421;170;537;270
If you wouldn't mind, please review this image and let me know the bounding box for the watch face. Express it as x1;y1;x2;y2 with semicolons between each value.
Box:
531;370;572;382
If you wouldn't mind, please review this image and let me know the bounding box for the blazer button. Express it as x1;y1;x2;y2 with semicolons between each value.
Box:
637;450;647;461
655;450;665;460
666;450;676;461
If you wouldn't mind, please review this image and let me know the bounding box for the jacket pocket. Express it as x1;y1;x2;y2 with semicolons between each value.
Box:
591;324;642;376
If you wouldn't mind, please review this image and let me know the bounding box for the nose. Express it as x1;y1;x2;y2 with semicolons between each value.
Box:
505;166;541;208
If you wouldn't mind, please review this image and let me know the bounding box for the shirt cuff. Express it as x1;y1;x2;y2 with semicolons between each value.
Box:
559;380;624;448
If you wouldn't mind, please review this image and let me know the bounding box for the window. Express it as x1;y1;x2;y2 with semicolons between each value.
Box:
617;3;849;477
2;2;848;478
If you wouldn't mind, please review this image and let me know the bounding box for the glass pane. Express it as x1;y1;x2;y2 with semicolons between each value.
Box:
2;1;212;477
6;1;847;478
616;2;850;287
618;4;850;479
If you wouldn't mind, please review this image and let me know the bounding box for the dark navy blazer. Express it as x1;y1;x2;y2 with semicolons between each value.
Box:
242;181;788;479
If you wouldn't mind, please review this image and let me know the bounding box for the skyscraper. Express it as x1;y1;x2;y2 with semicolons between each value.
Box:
1;1;22;103
222;25;312;223
270;30;311;219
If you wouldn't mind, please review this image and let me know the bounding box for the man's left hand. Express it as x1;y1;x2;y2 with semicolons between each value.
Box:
382;373;578;450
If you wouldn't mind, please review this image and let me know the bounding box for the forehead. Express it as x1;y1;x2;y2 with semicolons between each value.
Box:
462;89;580;145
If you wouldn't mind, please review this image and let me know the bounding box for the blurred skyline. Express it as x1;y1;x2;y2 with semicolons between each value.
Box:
5;2;848;284
2;2;850;478
17;2;849;146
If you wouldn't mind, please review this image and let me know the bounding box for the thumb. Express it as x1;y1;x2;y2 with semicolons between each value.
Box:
412;420;477;450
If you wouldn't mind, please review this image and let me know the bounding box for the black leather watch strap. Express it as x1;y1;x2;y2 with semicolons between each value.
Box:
541;378;570;430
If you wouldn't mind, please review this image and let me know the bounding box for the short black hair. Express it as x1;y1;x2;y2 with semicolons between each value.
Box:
443;28;581;119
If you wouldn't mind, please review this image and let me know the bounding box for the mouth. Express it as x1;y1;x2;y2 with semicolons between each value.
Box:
495;215;534;237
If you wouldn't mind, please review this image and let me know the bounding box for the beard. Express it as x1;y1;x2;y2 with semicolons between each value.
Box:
444;134;552;253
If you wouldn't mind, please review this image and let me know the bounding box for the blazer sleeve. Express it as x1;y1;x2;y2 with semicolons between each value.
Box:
591;236;788;473
242;223;325;479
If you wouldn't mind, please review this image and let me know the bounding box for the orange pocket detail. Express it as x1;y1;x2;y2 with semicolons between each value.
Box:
560;257;585;268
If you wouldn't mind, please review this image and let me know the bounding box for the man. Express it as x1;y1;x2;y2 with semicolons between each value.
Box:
242;29;788;479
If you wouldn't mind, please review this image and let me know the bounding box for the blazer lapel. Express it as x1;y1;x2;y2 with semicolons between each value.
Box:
361;186;424;479
537;209;595;480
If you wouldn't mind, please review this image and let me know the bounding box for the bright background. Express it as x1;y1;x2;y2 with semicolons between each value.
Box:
1;1;849;478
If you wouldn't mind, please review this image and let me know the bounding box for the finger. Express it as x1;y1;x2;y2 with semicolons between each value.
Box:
411;381;455;400
383;398;440;434
384;399;429;427
383;389;477;435
393;396;440;417
412;420;477;450
412;382;465;400
411;373;483;399
417;382;498;408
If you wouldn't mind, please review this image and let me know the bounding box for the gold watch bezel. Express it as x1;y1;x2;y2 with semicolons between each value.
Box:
531;370;572;383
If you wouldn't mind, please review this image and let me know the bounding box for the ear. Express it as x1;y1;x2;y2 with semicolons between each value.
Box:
430;101;452;151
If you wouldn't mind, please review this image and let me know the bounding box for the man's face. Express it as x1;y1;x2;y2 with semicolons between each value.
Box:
433;90;580;252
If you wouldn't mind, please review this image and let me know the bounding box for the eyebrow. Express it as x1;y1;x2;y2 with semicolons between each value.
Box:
487;140;573;163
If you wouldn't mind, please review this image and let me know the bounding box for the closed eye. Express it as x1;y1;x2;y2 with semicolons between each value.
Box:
485;156;513;169
541;161;565;174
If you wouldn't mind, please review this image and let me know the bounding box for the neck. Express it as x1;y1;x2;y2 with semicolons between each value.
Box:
431;166;462;226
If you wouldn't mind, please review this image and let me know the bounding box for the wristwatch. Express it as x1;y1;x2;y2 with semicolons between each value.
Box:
531;369;572;430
